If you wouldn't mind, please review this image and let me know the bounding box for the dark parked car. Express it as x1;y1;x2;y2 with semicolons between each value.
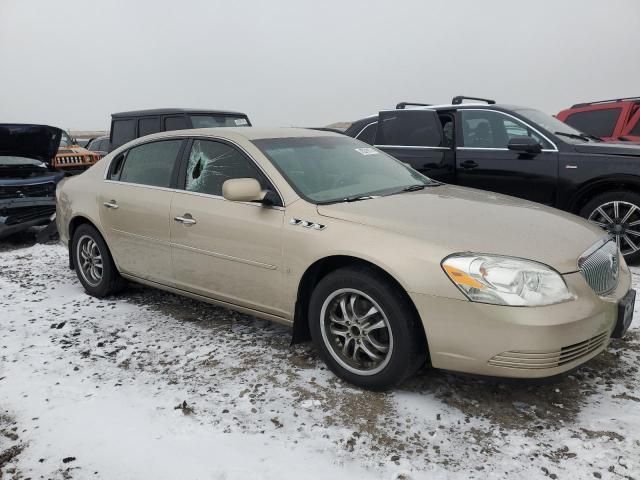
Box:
85;135;110;158
0;124;64;239
557;97;640;142
345;96;640;261
109;108;251;151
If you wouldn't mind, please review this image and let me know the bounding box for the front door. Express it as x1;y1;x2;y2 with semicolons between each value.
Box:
454;109;559;206
99;139;185;285
170;138;286;316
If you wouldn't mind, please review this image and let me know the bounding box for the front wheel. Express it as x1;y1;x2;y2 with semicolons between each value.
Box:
308;266;426;390
580;191;640;264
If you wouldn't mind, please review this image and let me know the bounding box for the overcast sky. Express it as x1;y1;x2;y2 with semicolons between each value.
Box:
1;0;639;131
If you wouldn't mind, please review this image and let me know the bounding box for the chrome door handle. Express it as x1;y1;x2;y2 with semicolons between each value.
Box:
174;215;197;225
103;200;118;209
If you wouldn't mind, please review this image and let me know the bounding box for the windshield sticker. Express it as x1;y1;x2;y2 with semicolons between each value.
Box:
234;118;248;126
355;147;379;156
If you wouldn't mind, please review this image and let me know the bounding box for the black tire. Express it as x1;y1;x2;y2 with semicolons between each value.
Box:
71;224;125;297
579;190;640;264
308;265;426;391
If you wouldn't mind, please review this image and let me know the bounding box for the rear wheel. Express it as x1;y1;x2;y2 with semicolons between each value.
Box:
71;224;125;297
308;266;426;390
580;191;640;264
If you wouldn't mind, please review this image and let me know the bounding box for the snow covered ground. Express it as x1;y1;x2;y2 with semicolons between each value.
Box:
1;242;639;480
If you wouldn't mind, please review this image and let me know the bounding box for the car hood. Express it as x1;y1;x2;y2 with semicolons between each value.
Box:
316;185;606;274
0;124;63;163
574;142;640;157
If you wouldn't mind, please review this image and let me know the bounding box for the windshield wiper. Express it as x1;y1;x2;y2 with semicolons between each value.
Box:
401;184;428;192
554;131;599;142
342;195;378;203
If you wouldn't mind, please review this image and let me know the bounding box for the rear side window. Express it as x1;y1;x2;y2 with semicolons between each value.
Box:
138;117;161;137
111;119;136;148
164;116;189;131
355;122;377;145
118;140;183;187
375;110;443;147
565;108;621;137
629;119;640;136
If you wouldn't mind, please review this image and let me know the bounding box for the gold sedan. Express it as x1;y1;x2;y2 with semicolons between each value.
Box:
56;128;634;390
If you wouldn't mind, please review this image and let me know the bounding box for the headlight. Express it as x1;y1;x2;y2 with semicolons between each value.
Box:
442;254;574;306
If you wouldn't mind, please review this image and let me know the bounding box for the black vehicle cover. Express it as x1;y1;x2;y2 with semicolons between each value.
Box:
0;124;63;163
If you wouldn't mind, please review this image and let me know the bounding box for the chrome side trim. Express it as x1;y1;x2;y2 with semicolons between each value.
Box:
170;242;277;270
376;145;451;151
457;147;557;152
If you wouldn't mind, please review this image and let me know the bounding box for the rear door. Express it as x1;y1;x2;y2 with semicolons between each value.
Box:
373;109;455;182
99;139;185;285
454;109;559;205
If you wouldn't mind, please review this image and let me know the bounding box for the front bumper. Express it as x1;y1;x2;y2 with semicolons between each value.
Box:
410;265;632;378
0;197;56;239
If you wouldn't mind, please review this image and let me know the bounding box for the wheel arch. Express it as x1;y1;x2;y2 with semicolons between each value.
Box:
67;215;111;270
569;175;640;214
291;255;426;347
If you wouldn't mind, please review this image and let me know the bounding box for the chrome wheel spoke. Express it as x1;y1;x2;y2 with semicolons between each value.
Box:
626;229;640;237
590;220;608;228
329;311;347;326
621;204;637;224
624;235;639;252
364;334;389;353
595;207;614;224
329;325;348;338
342;336;354;356
363;319;386;334
339;297;351;323
613;201;620;219
359;340;382;361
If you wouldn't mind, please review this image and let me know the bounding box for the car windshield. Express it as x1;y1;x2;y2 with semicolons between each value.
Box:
515;108;593;143
252;136;434;204
0;156;44;166
190;115;249;128
59;131;73;147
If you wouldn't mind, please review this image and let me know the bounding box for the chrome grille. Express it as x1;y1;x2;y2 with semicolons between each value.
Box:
578;240;619;295
488;331;609;370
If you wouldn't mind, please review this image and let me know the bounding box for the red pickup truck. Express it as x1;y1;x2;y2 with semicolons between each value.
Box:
557;97;640;142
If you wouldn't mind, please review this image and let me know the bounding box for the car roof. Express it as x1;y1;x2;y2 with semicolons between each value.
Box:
127;127;340;145
111;108;248;118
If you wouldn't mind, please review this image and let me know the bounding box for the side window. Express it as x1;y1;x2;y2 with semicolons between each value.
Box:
108;153;126;180
183;140;270;197
164;116;189;131
630;119;640;136
355;122;377;145
119;140;183;187
376;110;443;147
111;119;136;148
138;117;161;137
565;108;621;137
459;110;552;149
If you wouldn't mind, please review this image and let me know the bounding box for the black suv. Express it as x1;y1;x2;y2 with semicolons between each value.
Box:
345;96;640;262
109;108;251;151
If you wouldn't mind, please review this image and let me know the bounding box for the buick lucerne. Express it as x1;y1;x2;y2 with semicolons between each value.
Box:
56;128;634;390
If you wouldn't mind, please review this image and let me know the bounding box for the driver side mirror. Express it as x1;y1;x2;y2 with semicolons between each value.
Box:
222;178;266;203
507;136;542;154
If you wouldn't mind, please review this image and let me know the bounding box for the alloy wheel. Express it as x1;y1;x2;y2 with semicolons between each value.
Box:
320;288;393;376
588;201;640;256
77;234;104;287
